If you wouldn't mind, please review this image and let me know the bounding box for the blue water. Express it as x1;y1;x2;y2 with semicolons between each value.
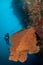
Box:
0;0;41;65
0;0;23;63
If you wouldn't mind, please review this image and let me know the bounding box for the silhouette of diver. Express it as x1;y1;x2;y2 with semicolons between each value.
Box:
4;33;10;44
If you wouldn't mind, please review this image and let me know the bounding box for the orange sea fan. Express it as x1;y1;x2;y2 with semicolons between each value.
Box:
9;27;40;62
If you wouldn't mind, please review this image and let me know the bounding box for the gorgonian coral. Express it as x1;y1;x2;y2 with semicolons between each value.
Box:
9;27;40;62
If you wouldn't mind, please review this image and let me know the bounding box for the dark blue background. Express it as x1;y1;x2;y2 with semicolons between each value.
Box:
0;0;42;65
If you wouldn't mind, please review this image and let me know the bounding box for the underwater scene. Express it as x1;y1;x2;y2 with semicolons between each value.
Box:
0;0;43;65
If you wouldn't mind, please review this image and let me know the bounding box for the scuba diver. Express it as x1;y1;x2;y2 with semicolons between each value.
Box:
4;33;10;44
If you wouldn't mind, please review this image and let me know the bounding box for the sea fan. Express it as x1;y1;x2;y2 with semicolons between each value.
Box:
9;27;40;62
